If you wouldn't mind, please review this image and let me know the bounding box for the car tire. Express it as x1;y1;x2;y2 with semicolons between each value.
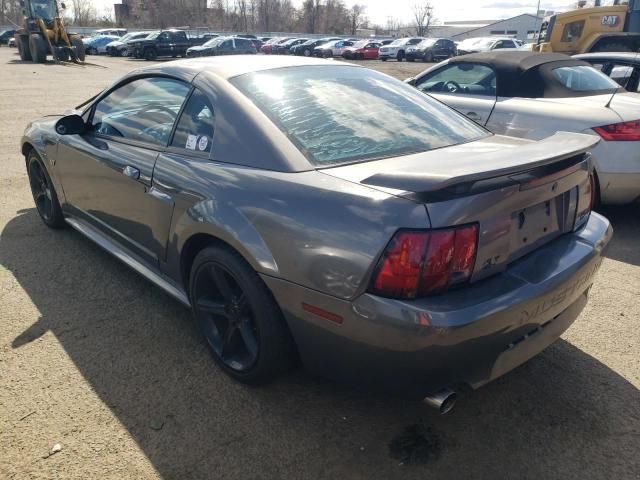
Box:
424;51;433;62
29;33;47;63
397;50;405;61
26;150;65;229
381;57;387;61
119;48;128;57
189;245;295;385
303;48;311;56
17;36;32;61
144;48;157;60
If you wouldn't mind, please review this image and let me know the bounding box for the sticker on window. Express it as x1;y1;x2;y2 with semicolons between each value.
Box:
198;136;209;151
185;134;198;150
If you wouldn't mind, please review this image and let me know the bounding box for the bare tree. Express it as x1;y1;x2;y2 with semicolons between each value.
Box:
413;1;433;37
70;0;97;25
348;4;365;35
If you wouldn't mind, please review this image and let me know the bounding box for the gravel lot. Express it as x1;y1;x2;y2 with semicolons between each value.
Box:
1;48;639;480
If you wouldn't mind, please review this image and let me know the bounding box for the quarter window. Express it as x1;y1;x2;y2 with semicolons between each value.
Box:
416;63;496;96
90;77;190;146
171;89;215;153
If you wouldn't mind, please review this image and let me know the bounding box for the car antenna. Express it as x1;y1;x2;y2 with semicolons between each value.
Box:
605;49;640;109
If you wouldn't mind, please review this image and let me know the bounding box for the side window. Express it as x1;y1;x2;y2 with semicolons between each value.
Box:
493;41;505;49
221;39;232;49
171;89;215;154
503;40;516;48
158;32;169;42
609;63;634;88
90;77;190;146
416;63;496;96
561;20;585;42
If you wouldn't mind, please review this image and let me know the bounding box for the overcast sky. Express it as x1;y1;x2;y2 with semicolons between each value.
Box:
94;0;574;26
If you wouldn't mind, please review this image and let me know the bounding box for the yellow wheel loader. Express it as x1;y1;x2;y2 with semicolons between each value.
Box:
533;0;640;54
14;0;85;63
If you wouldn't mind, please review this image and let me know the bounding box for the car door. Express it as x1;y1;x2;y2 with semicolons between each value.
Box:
219;39;233;55
55;76;191;264
364;43;379;59
432;39;446;58
414;62;497;125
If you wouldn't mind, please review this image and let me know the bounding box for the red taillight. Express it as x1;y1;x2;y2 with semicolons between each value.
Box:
369;225;478;299
593;120;640;141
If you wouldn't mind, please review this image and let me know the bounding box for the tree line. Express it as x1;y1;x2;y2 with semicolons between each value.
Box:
2;0;435;37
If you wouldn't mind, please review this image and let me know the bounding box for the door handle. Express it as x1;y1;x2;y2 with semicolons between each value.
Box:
466;111;482;122
123;165;140;180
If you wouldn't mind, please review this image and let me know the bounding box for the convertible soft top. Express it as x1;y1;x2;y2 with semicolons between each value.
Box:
447;51;610;98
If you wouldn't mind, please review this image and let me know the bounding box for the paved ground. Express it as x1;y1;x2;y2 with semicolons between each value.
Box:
0;48;639;480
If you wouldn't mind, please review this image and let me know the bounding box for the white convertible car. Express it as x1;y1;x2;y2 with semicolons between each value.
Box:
407;51;640;204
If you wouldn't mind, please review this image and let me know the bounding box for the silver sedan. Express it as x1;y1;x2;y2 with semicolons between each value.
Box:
407;51;640;204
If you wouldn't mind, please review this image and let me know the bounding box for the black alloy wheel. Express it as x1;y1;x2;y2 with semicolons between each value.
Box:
194;262;259;372
27;152;65;228
190;246;294;384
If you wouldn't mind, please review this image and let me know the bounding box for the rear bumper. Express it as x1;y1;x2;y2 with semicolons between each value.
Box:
263;212;612;399
585;136;640;204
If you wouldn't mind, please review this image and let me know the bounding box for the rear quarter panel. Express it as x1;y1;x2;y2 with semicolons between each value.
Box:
157;162;429;300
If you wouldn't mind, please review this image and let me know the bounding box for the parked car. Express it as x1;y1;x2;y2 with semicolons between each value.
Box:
574;52;640;93
186;36;256;57
132;30;207;60
106;31;154;57
83;35;120;55
274;38;309;54
8;37;16;48
313;39;355;58
456;37;521;55
406;51;640;204
260;37;293;54
406;38;457;62
291;37;341;56
378;37;424;61
0;29;16;45
92;28;127;37
22;56;611;409
341;40;381;59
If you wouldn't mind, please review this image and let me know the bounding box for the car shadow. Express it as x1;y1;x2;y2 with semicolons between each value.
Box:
2;208;639;478
595;204;640;266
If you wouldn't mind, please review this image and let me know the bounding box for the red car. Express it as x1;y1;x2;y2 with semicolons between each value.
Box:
342;41;381;60
260;37;292;54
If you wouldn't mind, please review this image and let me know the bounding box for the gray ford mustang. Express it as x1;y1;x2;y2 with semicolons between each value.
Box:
21;56;612;412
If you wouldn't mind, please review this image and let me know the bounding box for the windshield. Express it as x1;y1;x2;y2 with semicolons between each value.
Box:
30;0;56;19
119;33;134;42
458;38;482;48
204;37;224;47
352;40;368;48
389;39;406;46
146;32;160;40
552;65;621;91
418;39;436;47
232;66;487;166
476;39;497;48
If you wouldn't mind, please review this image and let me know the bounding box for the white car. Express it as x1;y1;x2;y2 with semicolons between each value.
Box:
407;51;640;204
313;40;355;58
457;37;521;55
378;37;424;61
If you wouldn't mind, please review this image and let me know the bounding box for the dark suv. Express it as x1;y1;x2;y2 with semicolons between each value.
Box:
186;36;256;57
406;38;456;62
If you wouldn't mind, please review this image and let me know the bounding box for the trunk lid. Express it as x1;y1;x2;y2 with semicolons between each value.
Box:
321;132;597;282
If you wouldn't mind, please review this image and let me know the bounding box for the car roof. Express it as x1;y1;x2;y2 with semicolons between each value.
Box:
132;55;359;83
573;52;640;63
442;51;598;98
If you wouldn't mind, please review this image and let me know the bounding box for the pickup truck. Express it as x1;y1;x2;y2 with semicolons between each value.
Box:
132;29;207;60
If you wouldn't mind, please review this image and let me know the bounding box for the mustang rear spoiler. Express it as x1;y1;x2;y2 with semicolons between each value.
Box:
360;132;599;199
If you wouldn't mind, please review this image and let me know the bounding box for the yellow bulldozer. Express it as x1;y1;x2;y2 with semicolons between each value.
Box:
14;0;85;63
533;0;640;54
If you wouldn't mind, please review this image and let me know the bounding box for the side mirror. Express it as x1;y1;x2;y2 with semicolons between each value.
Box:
55;115;86;135
60;2;66;9
405;77;416;86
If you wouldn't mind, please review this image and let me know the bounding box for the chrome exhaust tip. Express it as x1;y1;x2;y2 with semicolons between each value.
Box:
423;388;457;414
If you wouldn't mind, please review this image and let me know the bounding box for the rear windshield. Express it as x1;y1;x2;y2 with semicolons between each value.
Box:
552;65;620;91
231;66;488;166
